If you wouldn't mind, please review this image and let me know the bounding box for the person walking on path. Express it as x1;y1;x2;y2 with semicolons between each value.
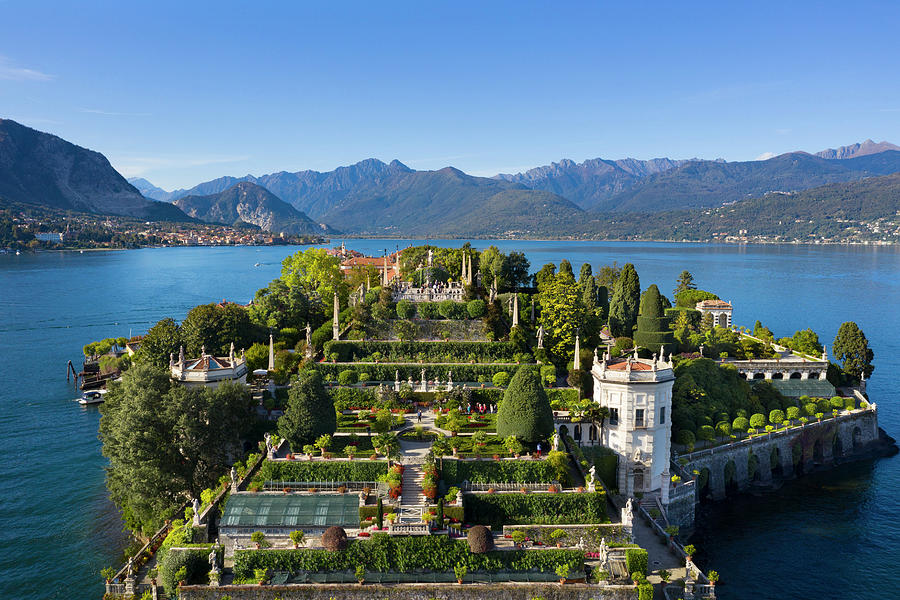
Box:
417;410;422;423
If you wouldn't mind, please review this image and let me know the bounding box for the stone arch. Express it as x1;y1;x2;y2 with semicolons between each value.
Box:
716;313;729;327
748;453;760;481
558;424;569;438
697;467;711;498
771;372;784;380
808;372;820;379
770;446;783;477
739;372;747;379
573;424;582;442
833;432;844;458
813;438;824;463
589;424;597;442
852;426;862;452
790;372;803;380
753;372;766;380
723;460;738;495
791;443;804;475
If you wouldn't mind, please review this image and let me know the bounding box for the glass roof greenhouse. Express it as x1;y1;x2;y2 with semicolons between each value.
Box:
221;494;360;529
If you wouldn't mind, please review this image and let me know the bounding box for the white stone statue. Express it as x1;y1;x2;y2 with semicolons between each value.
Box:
305;322;312;346
599;538;608;563
192;498;201;525
623;498;634;526
587;465;597;492
209;547;218;572
551;432;559;452
231;466;238;489
537;324;544;349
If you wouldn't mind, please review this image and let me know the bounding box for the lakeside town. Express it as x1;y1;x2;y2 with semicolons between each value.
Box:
80;242;890;600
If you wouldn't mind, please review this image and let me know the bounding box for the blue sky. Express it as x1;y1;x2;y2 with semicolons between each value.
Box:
2;0;899;189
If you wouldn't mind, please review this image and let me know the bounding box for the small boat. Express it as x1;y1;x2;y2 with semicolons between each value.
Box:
78;389;107;405
254;262;261;267
15;250;21;255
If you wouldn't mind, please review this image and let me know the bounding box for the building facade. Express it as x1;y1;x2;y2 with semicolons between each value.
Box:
592;351;675;499
170;343;248;388
695;299;733;328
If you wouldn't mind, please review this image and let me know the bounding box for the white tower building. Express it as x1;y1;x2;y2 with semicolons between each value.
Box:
592;350;674;500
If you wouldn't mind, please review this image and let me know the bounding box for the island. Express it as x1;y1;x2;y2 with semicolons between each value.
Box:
89;244;890;600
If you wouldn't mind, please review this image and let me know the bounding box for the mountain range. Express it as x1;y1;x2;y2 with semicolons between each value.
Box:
173;182;336;235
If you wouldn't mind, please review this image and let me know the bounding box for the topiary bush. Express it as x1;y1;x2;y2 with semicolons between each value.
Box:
467;299;486;318
625;548;648;577
396;299;415;320
338;370;359;386
322;526;348;552
492;371;510;387
496;368;553;443
466;525;494;553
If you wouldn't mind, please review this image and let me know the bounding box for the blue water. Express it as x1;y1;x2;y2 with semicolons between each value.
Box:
1;241;897;599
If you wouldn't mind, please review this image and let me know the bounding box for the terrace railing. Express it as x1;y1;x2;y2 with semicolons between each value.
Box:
461;481;557;492
263;480;387;495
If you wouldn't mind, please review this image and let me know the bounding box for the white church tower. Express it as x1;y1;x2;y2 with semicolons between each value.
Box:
592;349;674;501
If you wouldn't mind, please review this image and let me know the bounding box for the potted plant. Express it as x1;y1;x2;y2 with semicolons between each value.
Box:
550;529;567;548
683;544;696;562
659;568;670;588
454;562;467;584
148;568;158;586
100;566;116;584
254;567;268;585
355;565;366;585
664;525;680;540
289;530;305;548
303;444;316;459
251;531;267;549
175;566;188;587
555;563;570;585
510;530;527;549
708;570;719;586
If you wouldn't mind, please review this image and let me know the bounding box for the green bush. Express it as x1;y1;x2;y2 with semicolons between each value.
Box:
439;459;557;485
732;416;749;432
492;371;510;387
464;492;609;528
496;368;553;443
323;340;519;363
625;548;648;576
255;460;389;484
749;413;766;429
467;299;486;318
396;299;415;320
232;535;582;578
417;302;440;319
159;547;217;591
337;370;359;386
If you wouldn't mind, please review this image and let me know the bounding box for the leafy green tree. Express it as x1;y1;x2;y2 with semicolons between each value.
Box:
832;321;874;379
674;270;696;296
497;368;553;443
506;251;531;289
633;284;674;353
609;263;640;337
752;320;775;342
534;263;557;292
749;413;766;429
135;317;182;369
181;303;258;356
538;269;586;363
732;416;749;433
396;299;415;319
578;263;593;288
769;409;785;426
99;363;252;534
675;289;718;308
249;278;313;330
594;262;621;290
466;299;485;318
278;371;337;451
788;328;823;356
479;245;507;290
280;247;346;308
244;342;269;371
558;260;574;278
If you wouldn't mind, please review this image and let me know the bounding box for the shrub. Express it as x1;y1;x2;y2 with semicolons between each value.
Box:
322;526;348;552
396;299;415;320
749;413;766;429
769;409;785;426
496;368;553;443
625;548;648;576
467;299;486;318
255;460;389;483
159;547;216;591
803;402;817;416
289;530;305;548
338;370;359;386
439;457;556;485
676;429;696;446
698;425;715;442
464;492;608;528
492;371;510;387
251;531;267;547
683;544;696;557
785;406;800;421
467;525;494;553
732;416;749;433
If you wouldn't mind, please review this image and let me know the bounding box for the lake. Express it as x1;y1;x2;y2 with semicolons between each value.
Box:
1;240;897;599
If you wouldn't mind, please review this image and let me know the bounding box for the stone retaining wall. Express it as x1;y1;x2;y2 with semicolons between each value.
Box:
179;582;637;600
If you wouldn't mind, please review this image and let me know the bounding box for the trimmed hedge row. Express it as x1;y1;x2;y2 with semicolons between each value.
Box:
315;363;525;383
159;546;219;592
233;535;583;578
464;492;609;528
323;340;519;363
255;460;390;483
439;459;558;486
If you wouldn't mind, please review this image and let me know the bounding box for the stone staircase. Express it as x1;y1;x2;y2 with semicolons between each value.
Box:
399;464;425;523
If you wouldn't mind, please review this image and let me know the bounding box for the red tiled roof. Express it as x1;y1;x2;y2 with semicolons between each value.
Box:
696;299;732;309
606;360;652;371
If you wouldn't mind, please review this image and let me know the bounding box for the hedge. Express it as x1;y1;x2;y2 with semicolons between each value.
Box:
439;459;558;486
464;492;609;528
323;340;519;363
255;460;390;483
315;363;522;383
159;546;219;592
233;535;583;578
625;548;648;576
581;446;619;490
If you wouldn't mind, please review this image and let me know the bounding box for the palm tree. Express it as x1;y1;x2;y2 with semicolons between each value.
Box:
583;405;610;441
432;436;451;469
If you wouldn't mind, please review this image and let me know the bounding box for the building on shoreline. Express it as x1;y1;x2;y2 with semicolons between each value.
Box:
695;299;733;327
170;344;248;388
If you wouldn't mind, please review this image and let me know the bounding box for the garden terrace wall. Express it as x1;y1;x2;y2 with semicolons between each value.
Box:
374;319;489;342
439;458;558;486
232;536;583;578
501;524;630;550
464;492;610;528
179;582;638;600
316;363;528;383
255;460;391;484
323;340;520;363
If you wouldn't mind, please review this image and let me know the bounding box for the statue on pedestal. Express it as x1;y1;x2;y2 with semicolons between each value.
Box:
231;466;238;490
537;324;544;349
551;431;559;452
587;465;597;492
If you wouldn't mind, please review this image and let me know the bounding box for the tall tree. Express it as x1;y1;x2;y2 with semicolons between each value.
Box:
595;262;621;290
278;370;337;450
634;284;674;352
496;368;554;443
478;245;507;290
674;270;696;296
135;317;182;369
249;278;314;330
832;322;874;379
578;263;593;288
99;364;252;534
538;270;586;362
534;263;557;292
558;260;574;278
281;247;346;308
180;303;259;356
506;251;531;289
608;263;640;337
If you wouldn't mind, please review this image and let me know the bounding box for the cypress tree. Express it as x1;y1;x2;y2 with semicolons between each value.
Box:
634;284;674;353
278;370;336;452
832;321;874;379
376;497;384;530
437;498;444;525
497;368;554;443
609;263;640;337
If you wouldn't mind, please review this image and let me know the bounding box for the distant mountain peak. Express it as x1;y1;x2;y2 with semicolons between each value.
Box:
816;140;900;160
